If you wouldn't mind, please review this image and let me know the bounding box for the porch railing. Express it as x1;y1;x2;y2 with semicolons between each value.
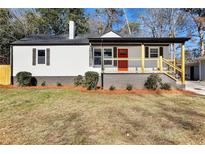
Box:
103;56;182;82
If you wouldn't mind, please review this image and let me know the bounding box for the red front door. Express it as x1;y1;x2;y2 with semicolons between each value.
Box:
118;49;128;71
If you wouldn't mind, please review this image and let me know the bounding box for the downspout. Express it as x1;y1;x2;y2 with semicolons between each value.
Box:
101;39;104;89
101;39;104;73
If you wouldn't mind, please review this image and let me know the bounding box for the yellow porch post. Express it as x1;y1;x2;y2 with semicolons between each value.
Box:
173;54;176;74
159;56;163;72
141;44;145;73
181;43;185;84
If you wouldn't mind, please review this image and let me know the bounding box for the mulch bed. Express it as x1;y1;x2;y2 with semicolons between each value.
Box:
0;85;196;95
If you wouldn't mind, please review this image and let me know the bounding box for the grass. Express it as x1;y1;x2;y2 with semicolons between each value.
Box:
0;88;205;144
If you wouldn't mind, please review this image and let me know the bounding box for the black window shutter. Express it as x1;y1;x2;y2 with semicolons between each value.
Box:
46;48;50;65
145;47;149;58
32;48;36;65
113;47;117;66
160;47;163;57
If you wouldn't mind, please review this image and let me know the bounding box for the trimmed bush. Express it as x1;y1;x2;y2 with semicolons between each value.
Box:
84;71;99;90
74;75;84;86
109;85;116;91
16;71;32;86
41;81;46;86
160;82;171;90
144;74;162;90
56;82;62;86
126;84;133;91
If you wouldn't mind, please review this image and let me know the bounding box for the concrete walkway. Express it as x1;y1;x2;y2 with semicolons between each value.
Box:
185;81;205;95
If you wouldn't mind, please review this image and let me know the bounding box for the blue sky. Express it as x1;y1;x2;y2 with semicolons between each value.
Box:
84;8;145;22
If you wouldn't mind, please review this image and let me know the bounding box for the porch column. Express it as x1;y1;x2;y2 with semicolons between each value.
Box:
181;43;185;84
141;44;145;73
173;56;176;74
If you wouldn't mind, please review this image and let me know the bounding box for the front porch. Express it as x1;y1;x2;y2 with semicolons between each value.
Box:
102;56;182;81
101;56;184;89
88;37;190;88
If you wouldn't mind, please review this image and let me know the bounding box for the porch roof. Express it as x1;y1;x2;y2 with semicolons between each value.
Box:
88;37;191;45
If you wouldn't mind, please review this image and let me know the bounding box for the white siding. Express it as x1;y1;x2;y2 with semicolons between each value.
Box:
13;45;170;76
13;45;101;76
100;31;121;38
93;45;170;69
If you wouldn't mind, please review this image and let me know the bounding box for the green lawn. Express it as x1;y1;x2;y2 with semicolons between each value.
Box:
0;88;205;144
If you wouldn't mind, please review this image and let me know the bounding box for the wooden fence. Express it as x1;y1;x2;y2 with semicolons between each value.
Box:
0;65;11;85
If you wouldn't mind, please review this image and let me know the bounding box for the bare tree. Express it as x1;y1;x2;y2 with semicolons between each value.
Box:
91;9;124;33
183;9;205;56
123;9;131;35
140;9;169;37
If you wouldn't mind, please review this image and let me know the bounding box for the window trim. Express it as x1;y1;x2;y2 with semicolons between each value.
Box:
149;47;159;58
103;48;113;66
37;49;46;64
93;47;113;66
93;48;102;66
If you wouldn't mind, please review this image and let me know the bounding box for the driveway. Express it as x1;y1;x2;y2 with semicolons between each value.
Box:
185;81;205;95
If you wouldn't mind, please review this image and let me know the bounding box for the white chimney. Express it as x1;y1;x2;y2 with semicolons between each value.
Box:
69;21;75;39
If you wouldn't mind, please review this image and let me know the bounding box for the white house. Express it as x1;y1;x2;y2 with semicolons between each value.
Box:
10;21;190;89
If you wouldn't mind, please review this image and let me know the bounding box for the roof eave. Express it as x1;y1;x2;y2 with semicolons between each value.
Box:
88;37;191;44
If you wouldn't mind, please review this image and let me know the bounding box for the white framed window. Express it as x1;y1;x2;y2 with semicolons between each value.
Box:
38;49;46;64
93;48;113;66
149;47;159;58
93;48;102;66
103;48;113;66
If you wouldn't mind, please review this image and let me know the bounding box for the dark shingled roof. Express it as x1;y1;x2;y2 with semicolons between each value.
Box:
11;33;191;45
88;37;191;44
11;34;89;45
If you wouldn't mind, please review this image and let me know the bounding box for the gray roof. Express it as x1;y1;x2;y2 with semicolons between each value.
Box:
11;31;191;45
11;34;89;45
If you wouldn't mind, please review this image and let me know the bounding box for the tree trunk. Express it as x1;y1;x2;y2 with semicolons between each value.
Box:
199;25;205;56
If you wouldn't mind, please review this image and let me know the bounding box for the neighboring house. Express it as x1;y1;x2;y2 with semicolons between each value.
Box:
185;57;205;81
198;56;205;80
185;61;200;81
10;21;190;89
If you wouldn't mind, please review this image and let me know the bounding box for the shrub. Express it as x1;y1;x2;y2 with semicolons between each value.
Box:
56;82;62;86
41;81;46;86
109;85;116;91
144;74;162;90
126;84;133;91
160;82;171;90
84;71;99;90
16;71;32;86
74;75;84;86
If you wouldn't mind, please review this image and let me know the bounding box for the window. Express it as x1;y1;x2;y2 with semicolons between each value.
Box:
104;48;113;65
149;48;159;58
93;48;113;66
38;50;46;64
93;48;101;65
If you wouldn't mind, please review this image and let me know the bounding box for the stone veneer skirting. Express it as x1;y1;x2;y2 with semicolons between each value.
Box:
12;76;102;86
102;73;177;89
12;73;177;89
12;76;76;86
